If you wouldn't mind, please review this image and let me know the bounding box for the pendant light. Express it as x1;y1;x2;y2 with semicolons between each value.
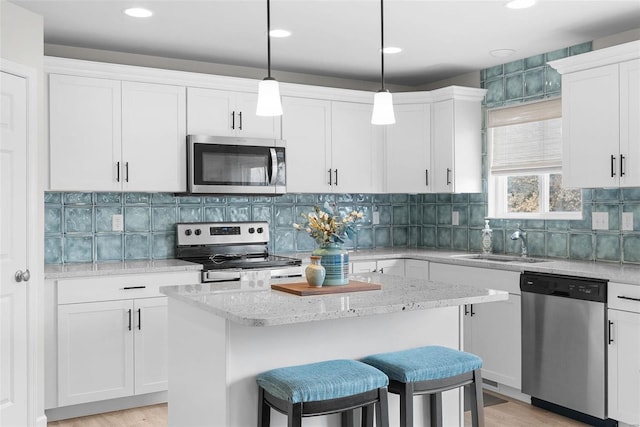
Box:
256;0;283;116
371;0;395;125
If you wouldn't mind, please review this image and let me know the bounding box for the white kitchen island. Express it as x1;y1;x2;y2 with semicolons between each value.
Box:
160;273;508;427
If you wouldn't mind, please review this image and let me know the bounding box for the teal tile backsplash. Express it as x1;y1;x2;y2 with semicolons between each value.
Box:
44;41;640;265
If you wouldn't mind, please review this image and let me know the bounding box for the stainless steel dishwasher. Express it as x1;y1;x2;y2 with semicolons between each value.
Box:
520;271;617;427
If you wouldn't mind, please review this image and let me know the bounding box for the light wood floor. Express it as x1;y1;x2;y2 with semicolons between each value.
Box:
48;391;589;426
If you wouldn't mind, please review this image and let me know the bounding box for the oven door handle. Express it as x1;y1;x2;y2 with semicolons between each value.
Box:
268;148;277;185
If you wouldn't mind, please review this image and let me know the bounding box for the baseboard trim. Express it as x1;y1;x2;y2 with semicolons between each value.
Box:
45;392;167;421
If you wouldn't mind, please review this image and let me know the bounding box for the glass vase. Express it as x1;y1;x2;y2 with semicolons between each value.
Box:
312;243;349;286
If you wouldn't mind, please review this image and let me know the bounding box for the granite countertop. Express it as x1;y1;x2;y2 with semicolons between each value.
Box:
44;259;203;279
44;248;640;285
160;273;509;327
288;249;640;286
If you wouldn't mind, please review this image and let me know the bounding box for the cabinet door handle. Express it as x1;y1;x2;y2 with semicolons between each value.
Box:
334;169;338;186
425;169;429;186
379;267;384;274
470;304;475;317
328;169;333;186
116;161;121;182
464;304;469;316
238;111;243;130
137;308;142;330
611;155;616;177
123;285;146;290
618;295;640;302
608;320;614;344
620;154;626;177
125;162;129;183
128;309;132;331
231;111;235;130
446;168;452;185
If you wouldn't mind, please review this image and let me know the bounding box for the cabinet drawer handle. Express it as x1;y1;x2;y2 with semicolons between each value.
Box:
137;308;142;330
617;295;640;302
620;154;626;177
608;320;614;344
446;168;452;185
611;155;616;177
123;286;146;290
328;169;332;186
128;309;132;331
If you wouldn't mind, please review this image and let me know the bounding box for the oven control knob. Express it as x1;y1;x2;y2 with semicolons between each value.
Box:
194;229;202;236
257;227;264;233
248;227;255;234
184;229;192;236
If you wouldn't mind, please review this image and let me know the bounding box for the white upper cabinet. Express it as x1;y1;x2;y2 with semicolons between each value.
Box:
186;87;281;139
282;97;332;193
549;41;640;188
49;74;122;192
331;101;383;193
121;81;186;192
385;103;432;193
49;74;186;192
431;88;485;193
282;97;383;193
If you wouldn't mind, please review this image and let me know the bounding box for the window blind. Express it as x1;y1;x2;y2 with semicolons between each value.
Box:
488;98;562;175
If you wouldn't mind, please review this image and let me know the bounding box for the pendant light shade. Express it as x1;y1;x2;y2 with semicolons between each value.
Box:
371;0;395;125
256;0;283;117
257;77;283;116
371;89;395;125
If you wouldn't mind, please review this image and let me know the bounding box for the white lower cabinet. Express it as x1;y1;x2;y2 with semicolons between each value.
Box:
404;259;429;279
351;259;404;276
47;271;199;411
57;297;168;407
608;282;640;425
430;263;522;389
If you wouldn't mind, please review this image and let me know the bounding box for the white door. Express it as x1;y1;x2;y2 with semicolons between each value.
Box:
620;59;640;187
432;99;455;193
0;71;29;426
134;297;169;395
186;87;235;136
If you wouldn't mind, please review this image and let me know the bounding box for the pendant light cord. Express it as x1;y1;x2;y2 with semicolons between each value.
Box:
380;0;385;91
267;0;272;78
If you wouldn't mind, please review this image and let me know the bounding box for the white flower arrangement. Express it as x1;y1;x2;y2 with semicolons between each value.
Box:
293;202;363;246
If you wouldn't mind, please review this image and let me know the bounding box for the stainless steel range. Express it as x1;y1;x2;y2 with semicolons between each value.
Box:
176;221;302;282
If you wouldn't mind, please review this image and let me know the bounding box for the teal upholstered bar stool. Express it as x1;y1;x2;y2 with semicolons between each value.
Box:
361;346;484;427
256;359;390;427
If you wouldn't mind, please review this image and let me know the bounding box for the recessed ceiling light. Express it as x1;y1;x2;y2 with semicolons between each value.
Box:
123;7;153;18
490;48;516;57
505;0;536;9
381;47;402;54
269;29;291;38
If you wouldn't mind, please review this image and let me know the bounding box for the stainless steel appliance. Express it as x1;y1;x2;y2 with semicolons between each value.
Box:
175;221;301;282
186;135;286;195
520;271;616;427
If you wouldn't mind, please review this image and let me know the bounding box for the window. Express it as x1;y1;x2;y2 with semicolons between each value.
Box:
488;98;582;219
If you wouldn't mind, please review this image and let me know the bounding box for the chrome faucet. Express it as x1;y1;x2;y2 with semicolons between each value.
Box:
510;224;528;257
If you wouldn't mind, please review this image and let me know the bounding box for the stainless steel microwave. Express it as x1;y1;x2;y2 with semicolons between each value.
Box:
187;135;286;195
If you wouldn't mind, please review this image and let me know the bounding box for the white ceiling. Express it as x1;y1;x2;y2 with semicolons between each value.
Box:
10;0;640;87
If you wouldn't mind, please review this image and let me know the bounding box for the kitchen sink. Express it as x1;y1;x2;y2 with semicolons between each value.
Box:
453;254;550;263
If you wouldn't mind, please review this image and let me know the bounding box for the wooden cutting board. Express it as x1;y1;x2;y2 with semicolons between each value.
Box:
271;280;382;296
